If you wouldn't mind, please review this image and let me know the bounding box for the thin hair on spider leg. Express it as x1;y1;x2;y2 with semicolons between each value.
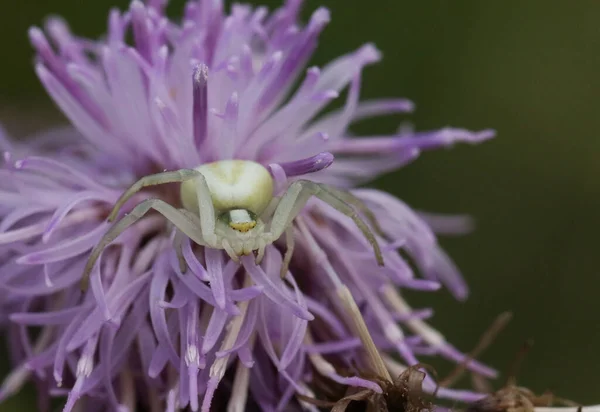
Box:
80;198;206;291
318;183;387;239
107;169;202;222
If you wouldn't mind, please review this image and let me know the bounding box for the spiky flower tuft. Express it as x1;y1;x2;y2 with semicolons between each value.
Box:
1;0;497;411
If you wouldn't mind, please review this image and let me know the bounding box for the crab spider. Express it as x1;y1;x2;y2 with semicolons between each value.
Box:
80;160;384;291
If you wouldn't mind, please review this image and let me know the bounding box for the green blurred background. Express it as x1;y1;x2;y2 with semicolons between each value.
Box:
1;0;599;409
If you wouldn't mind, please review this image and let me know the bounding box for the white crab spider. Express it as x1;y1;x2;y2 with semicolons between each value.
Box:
80;160;384;291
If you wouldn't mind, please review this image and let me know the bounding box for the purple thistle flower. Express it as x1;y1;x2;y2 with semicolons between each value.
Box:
0;0;498;410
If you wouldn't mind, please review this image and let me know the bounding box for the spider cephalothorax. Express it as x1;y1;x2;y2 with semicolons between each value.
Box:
80;159;384;290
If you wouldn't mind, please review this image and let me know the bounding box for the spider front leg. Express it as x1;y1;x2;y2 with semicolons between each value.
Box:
81;199;211;291
109;167;218;244
268;180;384;275
107;169;202;222
320;185;386;238
280;226;295;278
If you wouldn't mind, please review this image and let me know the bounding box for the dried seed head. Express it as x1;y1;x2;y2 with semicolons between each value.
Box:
466;341;581;412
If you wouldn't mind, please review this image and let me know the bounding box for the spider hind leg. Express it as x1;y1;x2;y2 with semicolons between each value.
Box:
81;198;207;291
269;180;384;269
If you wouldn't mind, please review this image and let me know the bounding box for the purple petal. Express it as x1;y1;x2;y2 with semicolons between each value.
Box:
0;206;52;233
303;296;347;338
67;270;151;351
171;253;239;315
81;291;150;392
393;308;434;322
218;92;240;159
90;264;111;321
241;256;313;321
136;322;157;382
192;64;209;151
258;7;331;110
9;305;90;326
276;152;334;178
149;254;181;370
100;326;120;410
438;344;497;378
201;307;229;355
42;191;111;243
52;310;88;386
204;248;227;310
34;64;120;158
181;237;209;282
278;273;309;370
215;299;258;358
229;285;263;301
130;1;153;62
302;338;361;354
16;223;107;265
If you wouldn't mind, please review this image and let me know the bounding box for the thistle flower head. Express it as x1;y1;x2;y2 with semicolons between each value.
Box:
0;0;497;411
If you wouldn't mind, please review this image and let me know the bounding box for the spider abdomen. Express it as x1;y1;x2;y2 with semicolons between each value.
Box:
180;160;274;215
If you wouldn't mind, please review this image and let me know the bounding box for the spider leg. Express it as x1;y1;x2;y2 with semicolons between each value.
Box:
192;172;218;244
260;195;281;220
254;196;281;266
81;198;208;291
173;229;189;274
255;237;267;264
269;181;314;233
318;184;386;238
269;180;384;267
221;239;239;263
179;207;217;248
280;226;295;278
174;208;221;273
108;169;202;222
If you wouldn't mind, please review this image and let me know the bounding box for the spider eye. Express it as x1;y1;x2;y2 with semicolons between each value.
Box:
221;209;257;232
